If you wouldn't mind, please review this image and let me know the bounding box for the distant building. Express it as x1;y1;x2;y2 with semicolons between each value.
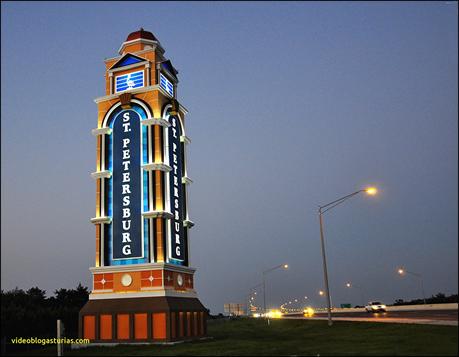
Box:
224;303;245;316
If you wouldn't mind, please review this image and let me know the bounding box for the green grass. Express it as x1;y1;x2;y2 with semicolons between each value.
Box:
8;318;458;356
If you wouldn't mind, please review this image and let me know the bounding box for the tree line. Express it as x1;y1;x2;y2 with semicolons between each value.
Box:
393;293;458;306
1;284;89;345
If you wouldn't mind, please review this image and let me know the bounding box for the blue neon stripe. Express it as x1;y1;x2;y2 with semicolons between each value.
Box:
117;76;143;83
118;78;143;83
107;104;149;265
117;83;143;91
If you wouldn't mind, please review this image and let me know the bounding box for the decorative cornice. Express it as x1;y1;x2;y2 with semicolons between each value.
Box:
182;176;193;185
141;117;170;128
184;219;195;228
104;47;159;64
142;163;172;172
89;290;197;300
180;135;191;144
90;216;112;225
117;38;165;56
108;61;149;73
94;85;178;104
142;210;174;219
91;170;112;180
89;262;196;274
91;127;112;136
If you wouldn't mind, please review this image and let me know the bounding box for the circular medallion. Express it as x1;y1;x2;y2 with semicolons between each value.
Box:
177;274;184;287
121;273;133;287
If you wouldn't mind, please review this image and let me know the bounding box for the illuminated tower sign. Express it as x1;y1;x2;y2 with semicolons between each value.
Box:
79;29;207;342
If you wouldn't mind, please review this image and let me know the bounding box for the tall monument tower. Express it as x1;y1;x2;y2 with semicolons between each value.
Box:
79;29;207;342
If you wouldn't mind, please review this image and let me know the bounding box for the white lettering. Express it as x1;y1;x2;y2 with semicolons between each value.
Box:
122;122;131;132
176;246;181;256
122;220;131;230
122;245;132;255
122;232;132;242
117;111;136;258
175;233;181;244
174;187;179;198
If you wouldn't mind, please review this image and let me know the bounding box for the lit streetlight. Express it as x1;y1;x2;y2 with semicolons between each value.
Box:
318;187;378;326
247;283;263;316
263;264;289;323
397;267;427;304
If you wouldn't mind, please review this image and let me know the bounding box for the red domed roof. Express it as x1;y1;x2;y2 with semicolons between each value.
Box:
126;28;157;42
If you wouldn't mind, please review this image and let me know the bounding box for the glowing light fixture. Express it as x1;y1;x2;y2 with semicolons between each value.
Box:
365;187;378;195
267;309;283;319
303;307;315;317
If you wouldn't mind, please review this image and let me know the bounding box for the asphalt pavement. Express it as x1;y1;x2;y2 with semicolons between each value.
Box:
286;309;458;326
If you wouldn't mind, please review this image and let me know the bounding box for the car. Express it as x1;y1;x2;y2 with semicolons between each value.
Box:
303;307;315;317
365;301;387;313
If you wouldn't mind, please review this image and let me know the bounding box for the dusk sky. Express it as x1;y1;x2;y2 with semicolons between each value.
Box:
1;1;457;314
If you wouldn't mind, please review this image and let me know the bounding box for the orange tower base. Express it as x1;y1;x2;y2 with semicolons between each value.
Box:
79;296;207;342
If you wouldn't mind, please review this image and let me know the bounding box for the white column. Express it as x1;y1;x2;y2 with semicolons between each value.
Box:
109;72;114;95
146;63;151;86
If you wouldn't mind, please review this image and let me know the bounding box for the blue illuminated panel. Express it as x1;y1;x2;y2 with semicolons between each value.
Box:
115;70;144;93
167;114;185;263
160;73;174;97
106;104;149;266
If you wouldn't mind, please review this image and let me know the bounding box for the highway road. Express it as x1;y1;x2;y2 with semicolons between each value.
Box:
286;309;458;326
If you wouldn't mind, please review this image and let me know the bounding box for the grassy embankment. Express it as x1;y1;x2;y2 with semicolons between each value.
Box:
9;317;458;356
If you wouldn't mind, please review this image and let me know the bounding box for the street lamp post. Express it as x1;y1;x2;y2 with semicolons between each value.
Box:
247;283;263;316
318;187;377;326
397;268;427;304
262;264;288;324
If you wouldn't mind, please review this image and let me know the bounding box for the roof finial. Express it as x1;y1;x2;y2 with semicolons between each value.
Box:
140;27;144;31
